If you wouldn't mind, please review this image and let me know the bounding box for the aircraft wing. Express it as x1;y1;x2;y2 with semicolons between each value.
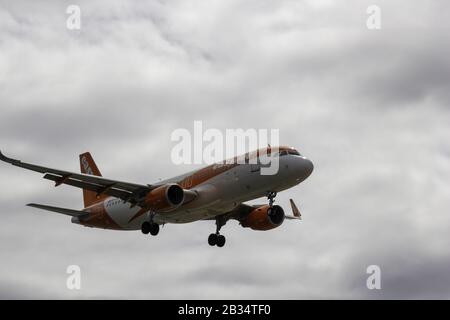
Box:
213;200;301;221
0;150;154;206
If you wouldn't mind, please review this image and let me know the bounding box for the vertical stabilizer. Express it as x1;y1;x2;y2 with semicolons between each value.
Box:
79;152;108;207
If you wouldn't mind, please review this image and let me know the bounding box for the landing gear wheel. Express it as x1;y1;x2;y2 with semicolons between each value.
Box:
141;222;151;234
208;215;227;247
149;223;159;236
208;233;218;246
216;235;226;247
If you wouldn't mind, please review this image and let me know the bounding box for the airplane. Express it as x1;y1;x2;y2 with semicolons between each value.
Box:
0;146;313;247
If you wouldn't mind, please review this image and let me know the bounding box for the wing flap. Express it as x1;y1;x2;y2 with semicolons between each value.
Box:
43;173;133;201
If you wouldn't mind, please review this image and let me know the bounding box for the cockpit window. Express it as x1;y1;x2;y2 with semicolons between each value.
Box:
279;149;301;156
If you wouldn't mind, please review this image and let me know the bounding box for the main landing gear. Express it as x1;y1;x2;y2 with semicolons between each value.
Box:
208;216;226;247
141;221;159;236
141;212;159;236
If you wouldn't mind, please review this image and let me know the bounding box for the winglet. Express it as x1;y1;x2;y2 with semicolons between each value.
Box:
0;150;19;164
0;150;7;161
289;199;301;219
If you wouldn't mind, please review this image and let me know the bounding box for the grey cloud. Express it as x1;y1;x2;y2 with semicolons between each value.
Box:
0;0;450;299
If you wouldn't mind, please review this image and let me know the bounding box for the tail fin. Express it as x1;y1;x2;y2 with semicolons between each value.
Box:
79;152;108;207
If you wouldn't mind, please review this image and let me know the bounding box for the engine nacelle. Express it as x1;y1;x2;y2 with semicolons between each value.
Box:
144;183;185;212
241;204;285;231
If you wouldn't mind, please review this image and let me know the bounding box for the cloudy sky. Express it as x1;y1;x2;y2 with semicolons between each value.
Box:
0;0;449;299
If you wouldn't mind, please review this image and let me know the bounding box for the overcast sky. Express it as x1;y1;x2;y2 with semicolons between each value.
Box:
0;0;450;299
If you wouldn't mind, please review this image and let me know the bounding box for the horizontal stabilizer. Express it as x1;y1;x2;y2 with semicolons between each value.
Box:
27;203;88;218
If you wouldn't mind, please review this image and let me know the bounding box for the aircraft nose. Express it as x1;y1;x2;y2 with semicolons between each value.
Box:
303;157;314;178
295;157;314;181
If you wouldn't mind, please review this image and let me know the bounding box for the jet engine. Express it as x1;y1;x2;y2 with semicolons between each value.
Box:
144;183;185;212
241;204;285;230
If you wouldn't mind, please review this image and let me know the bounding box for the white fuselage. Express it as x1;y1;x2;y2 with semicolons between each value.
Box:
103;154;313;230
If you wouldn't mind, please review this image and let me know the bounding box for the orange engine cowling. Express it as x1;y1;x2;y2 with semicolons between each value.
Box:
143;183;185;212
241;205;285;231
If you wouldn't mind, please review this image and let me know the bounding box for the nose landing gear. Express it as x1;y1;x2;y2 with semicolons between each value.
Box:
208;216;226;247
208;233;225;247
267;191;277;217
267;191;277;208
